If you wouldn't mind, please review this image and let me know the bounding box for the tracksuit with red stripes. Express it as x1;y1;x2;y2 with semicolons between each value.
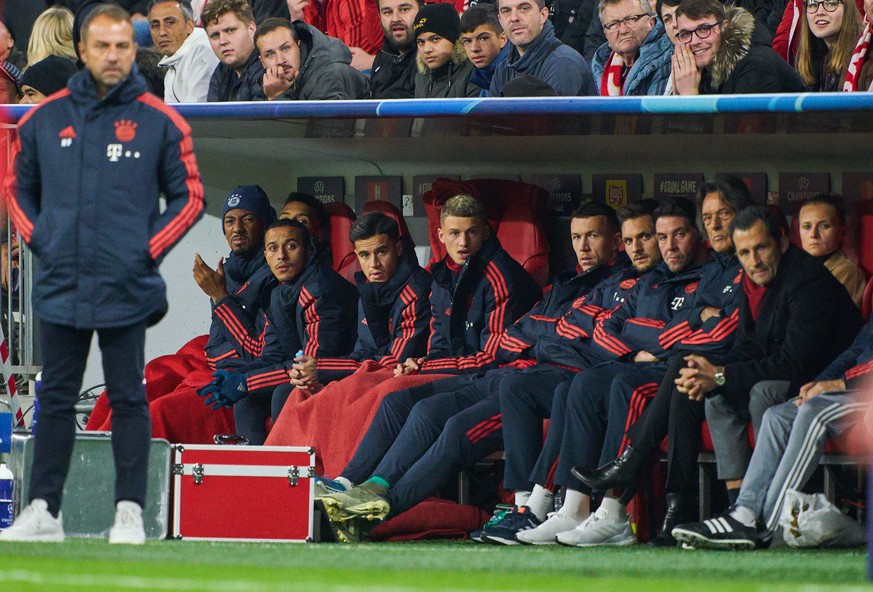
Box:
341;259;620;518
233;249;359;443
6;66;204;513
620;251;744;497
500;262;651;493
538;257;717;495
312;252;432;383
204;253;275;371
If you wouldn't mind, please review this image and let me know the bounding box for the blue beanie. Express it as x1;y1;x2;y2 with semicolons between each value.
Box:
222;185;277;229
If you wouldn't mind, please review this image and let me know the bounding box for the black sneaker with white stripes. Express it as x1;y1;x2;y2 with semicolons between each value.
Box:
671;514;757;550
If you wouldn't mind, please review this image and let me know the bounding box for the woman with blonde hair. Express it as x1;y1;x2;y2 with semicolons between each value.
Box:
795;0;862;90
26;7;77;66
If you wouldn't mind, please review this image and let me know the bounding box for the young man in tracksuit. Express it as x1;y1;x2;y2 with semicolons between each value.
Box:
313;195;545;533
574;180;755;546
317;202;625;538
268;212;432;412
483;198;713;545
1;5;204;544
197;219;359;444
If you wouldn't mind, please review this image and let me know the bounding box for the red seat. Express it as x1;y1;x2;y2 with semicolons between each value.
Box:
323;201;360;284
362;200;414;244
422;178;551;287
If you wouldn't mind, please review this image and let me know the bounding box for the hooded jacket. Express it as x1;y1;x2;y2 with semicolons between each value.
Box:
470;41;512;97
207;47;266;102
242;246;359;394
490;20;597;96
419;233;542;374
6;66;204;329
370;36;418;99
699;6;805;94
316;244;432;382
273;21;370;100
414;39;481;98
159;27;220;103
591;19;673;96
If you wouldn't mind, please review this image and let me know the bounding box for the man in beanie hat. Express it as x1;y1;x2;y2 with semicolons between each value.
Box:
412;3;481;97
19;56;78;104
490;0;597;96
0;60;21;103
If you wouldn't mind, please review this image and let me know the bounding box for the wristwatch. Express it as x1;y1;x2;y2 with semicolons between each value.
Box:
714;367;726;387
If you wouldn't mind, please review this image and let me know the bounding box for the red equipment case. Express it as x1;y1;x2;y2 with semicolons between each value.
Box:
172;444;315;542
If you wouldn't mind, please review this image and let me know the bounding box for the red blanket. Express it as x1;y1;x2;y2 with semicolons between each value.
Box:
265;361;453;476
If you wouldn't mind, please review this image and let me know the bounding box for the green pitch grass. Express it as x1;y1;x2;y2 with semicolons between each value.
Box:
0;539;867;592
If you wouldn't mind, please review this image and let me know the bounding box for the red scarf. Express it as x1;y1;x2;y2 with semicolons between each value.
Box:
600;51;626;96
844;16;871;91
742;273;769;321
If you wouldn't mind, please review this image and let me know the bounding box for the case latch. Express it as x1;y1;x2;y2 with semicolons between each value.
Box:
288;466;299;487
192;463;205;485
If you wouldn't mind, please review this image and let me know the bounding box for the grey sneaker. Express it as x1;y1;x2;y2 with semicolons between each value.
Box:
516;512;582;545
555;507;636;547
319;482;390;522
108;501;145;545
0;499;65;543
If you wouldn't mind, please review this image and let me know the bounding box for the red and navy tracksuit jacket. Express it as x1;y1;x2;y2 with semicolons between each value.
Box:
315;253;432;383
497;255;631;369
418;234;542;374
242;251;359;394
204;252;276;371
818;317;873;388
5;66;203;328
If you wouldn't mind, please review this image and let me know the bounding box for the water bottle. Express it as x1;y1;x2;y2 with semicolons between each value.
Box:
31;372;41;436
0;463;13;530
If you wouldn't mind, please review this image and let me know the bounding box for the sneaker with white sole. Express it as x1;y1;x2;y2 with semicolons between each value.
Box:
481;506;541;546
555;507;636;547
0;499;64;543
108;501;145;545
671;513;756;550
516;512;582;545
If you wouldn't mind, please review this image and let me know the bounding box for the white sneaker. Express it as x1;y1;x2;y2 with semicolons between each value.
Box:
0;499;64;543
108;501;145;545
555;507;636;547
516;512;582;545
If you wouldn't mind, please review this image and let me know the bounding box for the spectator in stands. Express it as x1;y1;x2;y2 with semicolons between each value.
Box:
667;207;861;521
592;0;673;95
0;60;21;103
18;55;78;104
370;0;422;98
657;0;683;93
672;315;873;549
795;0;861;90
27;7;77;65
490;0;597;96
0;16;26;70
289;0;383;71
203;0;265;101
571;180;753;547
671;0;805;94
798;195;866;307
136;46;167;96
198;219;359;444
271;212;431;406
461;4;511;96
255;17;369;100
148;0;219;102
843;0;873;90
412;3;481;97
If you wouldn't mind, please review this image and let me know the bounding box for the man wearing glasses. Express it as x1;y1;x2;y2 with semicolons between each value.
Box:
670;0;804;94
591;0;673;95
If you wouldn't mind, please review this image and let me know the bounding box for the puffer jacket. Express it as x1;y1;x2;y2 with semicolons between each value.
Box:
414;39;481;98
591;19;673;96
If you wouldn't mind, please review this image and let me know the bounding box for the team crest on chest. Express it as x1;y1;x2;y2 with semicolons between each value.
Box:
115;119;138;142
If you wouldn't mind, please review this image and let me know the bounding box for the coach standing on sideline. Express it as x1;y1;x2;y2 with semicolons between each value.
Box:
1;4;204;544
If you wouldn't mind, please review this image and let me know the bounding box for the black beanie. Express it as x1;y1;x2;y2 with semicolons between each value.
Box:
20;56;78;96
413;3;461;43
222;185;277;229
